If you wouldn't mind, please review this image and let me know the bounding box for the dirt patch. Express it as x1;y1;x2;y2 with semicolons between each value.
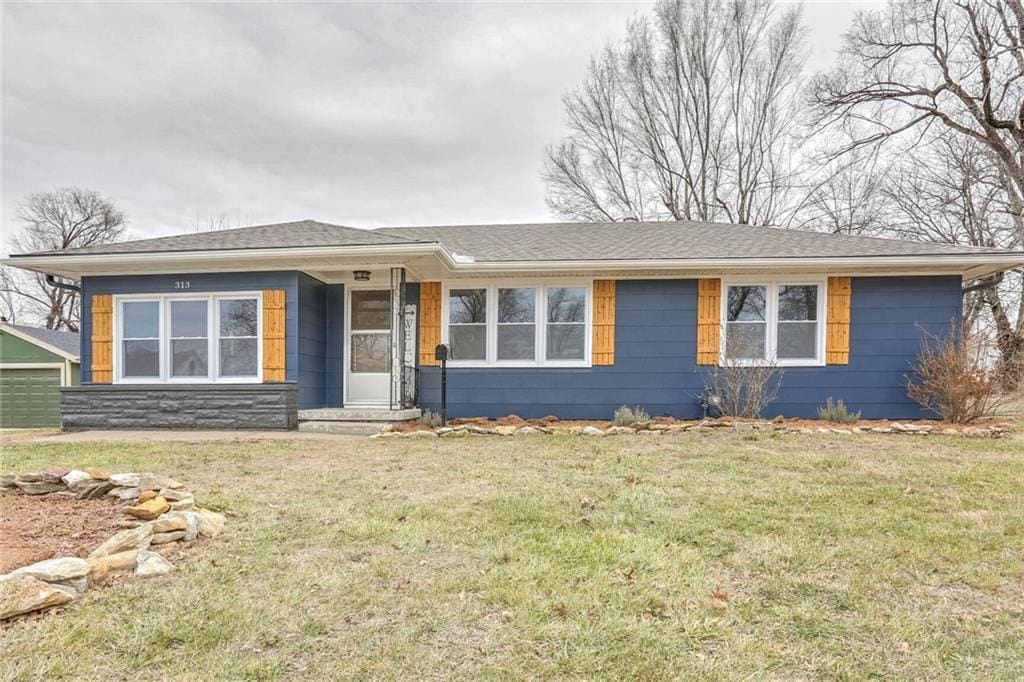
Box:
0;493;129;573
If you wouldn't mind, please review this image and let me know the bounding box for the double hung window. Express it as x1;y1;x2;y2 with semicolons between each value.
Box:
723;281;823;365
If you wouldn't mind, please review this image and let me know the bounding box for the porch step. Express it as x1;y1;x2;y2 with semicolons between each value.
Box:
298;421;387;436
298;407;421;422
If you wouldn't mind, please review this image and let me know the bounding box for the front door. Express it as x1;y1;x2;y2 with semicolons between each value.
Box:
346;289;392;406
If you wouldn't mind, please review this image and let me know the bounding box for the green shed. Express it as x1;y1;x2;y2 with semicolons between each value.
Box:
0;323;80;428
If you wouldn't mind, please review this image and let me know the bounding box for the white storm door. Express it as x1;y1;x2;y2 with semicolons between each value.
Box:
346;289;392;405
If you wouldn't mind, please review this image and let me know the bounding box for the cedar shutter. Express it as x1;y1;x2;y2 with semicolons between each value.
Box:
826;277;852;365
91;294;113;383
418;282;441;367
696;279;722;365
591;280;616;365
262;290;287;381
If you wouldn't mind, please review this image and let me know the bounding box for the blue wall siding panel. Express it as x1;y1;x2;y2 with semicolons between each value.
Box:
297;274;327;410
418;276;963;420
81;271;299;384
325;284;345;408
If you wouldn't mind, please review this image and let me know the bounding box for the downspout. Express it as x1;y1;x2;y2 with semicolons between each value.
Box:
962;271;1004;295
45;274;81;293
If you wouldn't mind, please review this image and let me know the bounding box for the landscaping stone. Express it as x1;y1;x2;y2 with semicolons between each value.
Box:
61;470;94;490
76;480;115;500
12;557;91;582
494;425;518;436
15;480;66;495
408;430;439;439
168;498;198;512
605;426;635;435
150;516;188;534
39;467;70;483
151;530;187;545
89;524;154;558
51;576;90;596
159;512;200;541
83;467;109;480
86;550;139;574
1;474;17;489
581;426;605;437
134;550;172;578
138;490;158;503
0;575;73;620
107;486;141;501
125;497;170;520
109;473;140;487
158;487;189;501
637;429;662;436
196;509;226;538
440;428;469;438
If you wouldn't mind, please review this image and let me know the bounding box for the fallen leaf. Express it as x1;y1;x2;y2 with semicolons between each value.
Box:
551;603;570;618
625;474;640;486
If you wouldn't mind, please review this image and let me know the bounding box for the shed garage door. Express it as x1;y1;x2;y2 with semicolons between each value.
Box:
0;368;61;427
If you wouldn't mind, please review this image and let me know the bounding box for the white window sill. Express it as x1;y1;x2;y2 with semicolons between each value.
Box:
445;361;592;369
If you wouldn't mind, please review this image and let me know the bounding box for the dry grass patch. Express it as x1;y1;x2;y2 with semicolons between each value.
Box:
1;425;1023;679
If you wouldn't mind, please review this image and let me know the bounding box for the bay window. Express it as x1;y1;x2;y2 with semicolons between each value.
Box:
443;282;590;366
723;281;824;365
115;293;261;382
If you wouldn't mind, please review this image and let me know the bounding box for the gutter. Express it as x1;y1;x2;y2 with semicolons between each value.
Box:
46;274;81;293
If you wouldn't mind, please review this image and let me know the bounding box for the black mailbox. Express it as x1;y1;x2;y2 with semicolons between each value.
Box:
434;344;449;362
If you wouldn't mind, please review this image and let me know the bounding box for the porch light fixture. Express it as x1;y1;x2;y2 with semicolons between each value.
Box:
353;270;371;281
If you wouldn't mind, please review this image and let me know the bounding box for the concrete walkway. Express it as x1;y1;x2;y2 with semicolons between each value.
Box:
0;429;353;444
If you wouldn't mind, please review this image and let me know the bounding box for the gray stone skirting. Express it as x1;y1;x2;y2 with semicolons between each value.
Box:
61;383;298;430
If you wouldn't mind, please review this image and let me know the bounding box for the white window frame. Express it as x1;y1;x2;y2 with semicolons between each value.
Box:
113;291;263;384
720;277;826;367
441;279;592;368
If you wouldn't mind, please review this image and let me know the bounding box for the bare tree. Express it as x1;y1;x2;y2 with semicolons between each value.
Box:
3;188;127;331
812;0;1024;243
543;0;808;225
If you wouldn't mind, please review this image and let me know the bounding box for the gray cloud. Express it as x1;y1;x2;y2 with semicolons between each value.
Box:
1;1;872;250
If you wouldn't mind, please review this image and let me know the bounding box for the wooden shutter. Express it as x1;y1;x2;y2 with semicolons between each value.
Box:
696;279;722;365
262;290;287;382
91;294;113;384
826;277;852;365
419;282;441;367
591;280;616;365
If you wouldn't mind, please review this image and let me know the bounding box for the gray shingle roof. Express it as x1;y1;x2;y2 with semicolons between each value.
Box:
32;220;425;256
14;218;1019;262
5;324;80;358
377;221;1014;262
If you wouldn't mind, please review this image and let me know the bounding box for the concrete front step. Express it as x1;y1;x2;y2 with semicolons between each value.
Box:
298;421;387;436
297;407;421;422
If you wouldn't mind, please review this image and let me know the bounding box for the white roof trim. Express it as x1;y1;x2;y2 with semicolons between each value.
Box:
0;323;80;362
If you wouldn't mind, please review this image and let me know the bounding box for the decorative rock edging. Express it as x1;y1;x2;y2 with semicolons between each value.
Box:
371;419;1011;440
0;468;226;622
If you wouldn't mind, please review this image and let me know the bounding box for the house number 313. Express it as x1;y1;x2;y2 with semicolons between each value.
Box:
174;280;191;289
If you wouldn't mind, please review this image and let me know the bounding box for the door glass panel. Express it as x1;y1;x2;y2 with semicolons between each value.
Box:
351;333;390;373
351;291;391;330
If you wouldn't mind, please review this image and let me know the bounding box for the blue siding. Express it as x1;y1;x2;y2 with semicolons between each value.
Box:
418;276;963;420
325;284;345;408
80;270;300;384
296;275;344;409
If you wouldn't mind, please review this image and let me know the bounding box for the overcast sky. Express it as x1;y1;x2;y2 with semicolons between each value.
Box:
1;1;877;251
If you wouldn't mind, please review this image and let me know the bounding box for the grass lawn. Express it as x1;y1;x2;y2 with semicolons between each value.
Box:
2;425;1023;679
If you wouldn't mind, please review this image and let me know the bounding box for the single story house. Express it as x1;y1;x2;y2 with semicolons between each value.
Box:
0;322;81;427
5;219;1023;430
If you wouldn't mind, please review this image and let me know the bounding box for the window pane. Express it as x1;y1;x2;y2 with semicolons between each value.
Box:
350;333;390;373
171;338;208;377
547;287;585;323
219;299;258;337
350;290;391;330
122;301;159;338
778;286;817;321
450;324;486;360
171;300;207;337
219;337;258;376
498;288;535;323
778;322;817;359
449;289;486;324
497;324;535;360
726;286;766;322
725;322;766;360
123;339;160;377
546;324;585;360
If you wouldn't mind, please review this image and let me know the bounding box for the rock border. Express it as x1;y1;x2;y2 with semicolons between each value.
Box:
372;419;1011;440
0;468;226;622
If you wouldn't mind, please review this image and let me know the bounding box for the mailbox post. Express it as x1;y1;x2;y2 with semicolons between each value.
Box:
434;344;449;426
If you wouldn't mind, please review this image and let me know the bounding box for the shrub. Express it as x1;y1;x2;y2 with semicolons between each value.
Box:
906;323;1007;423
613;405;650;426
817;397;860;424
420;409;443;428
704;361;783;419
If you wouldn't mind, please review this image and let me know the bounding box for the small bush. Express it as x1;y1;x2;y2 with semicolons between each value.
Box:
906;323;1007;423
704;361;783;419
420;409;443;428
613;405;650;426
817;397;860;424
